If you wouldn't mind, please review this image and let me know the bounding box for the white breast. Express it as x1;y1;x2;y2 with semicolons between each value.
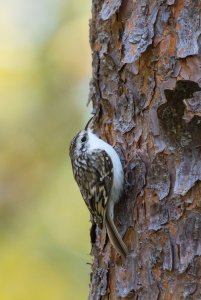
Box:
87;130;124;213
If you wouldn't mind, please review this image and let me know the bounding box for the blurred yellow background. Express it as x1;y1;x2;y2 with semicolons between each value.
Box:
0;1;92;299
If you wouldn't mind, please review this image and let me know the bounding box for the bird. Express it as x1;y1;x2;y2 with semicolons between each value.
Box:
69;125;128;259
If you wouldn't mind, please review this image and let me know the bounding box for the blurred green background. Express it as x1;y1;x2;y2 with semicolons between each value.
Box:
0;1;92;299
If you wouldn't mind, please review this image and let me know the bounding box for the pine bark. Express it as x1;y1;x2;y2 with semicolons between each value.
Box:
88;1;201;299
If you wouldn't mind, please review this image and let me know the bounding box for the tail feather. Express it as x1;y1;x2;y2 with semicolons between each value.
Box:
105;211;128;259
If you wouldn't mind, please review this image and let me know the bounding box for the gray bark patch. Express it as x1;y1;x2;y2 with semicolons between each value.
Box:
123;1;159;63
99;0;122;21
176;1;201;58
176;212;201;273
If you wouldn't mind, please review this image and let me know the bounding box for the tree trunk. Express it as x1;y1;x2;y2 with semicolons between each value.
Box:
88;0;201;299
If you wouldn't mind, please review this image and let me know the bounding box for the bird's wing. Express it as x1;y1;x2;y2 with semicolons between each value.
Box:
73;148;128;258
73;149;113;225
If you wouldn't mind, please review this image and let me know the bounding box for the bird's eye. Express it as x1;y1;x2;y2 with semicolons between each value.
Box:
81;136;87;143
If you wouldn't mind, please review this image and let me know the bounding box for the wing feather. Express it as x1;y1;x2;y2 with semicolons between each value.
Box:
72;149;113;226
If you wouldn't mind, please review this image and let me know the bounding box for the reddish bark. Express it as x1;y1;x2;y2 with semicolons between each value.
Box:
89;1;201;299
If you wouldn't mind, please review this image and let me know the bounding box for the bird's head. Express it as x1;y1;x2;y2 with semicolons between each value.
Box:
69;129;90;158
69;116;96;158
